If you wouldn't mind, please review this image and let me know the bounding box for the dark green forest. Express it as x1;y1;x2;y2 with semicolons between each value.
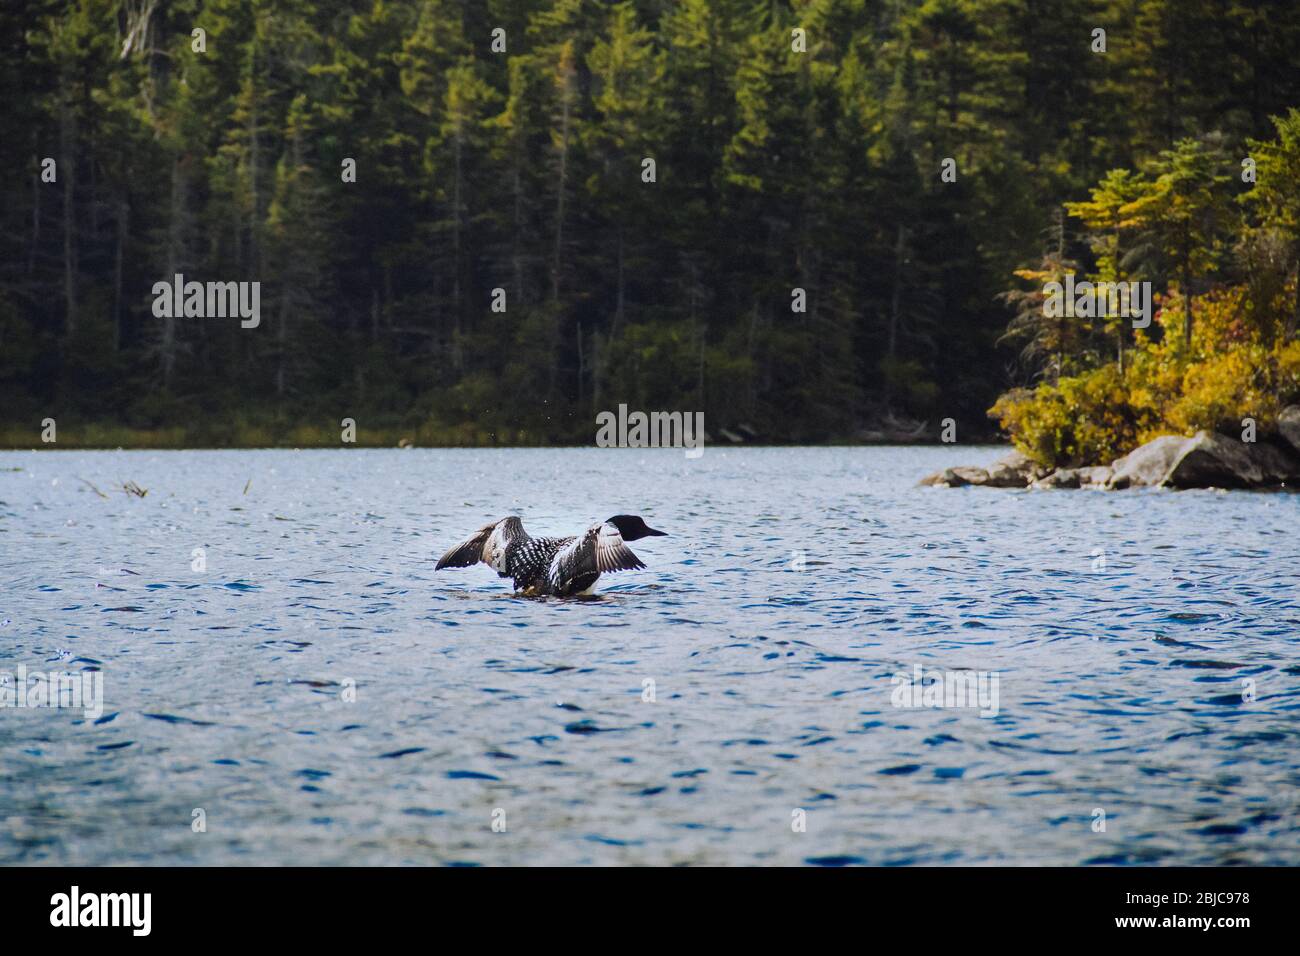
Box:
3;0;1300;446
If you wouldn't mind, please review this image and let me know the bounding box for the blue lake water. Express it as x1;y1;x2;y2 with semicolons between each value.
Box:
1;446;1297;865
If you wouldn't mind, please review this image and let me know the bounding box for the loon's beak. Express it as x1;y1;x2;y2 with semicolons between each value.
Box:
644;526;667;536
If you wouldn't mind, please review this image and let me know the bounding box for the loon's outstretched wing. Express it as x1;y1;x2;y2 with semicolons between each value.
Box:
547;521;645;593
436;517;526;573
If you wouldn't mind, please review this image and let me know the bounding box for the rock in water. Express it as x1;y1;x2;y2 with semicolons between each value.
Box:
920;450;1044;488
984;450;1046;487
923;428;1299;490
1106;435;1190;488
1032;468;1080;489
1107;430;1300;489
1033;465;1112;489
918;465;989;487
1278;406;1300;456
1077;465;1114;488
1166;431;1299;488
1164;432;1260;488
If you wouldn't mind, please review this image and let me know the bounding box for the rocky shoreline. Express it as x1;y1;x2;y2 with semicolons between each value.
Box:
921;406;1300;491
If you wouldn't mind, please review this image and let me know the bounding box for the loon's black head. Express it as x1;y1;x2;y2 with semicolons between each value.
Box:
607;515;667;541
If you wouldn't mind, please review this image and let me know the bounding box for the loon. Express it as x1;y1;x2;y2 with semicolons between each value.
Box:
435;515;667;597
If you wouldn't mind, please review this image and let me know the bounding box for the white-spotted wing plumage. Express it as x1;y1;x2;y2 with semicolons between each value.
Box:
437;517;652;596
506;535;571;593
436;516;525;575
547;522;645;595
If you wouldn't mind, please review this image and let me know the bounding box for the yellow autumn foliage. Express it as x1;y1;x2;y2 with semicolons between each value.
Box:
991;282;1300;468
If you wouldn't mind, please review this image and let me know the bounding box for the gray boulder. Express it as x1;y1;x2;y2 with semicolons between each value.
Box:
984;449;1046;487
919;447;1048;487
1077;465;1113;488
1106;435;1191;489
1106;430;1300;489
1167;431;1299;488
1031;465;1112;489
1278;405;1300;456
1252;441;1300;484
1180;434;1300;489
925;428;1299;490
1164;432;1257;488
919;465;989;487
1032;468;1080;489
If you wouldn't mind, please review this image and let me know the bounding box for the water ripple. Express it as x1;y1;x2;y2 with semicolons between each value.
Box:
1;446;1298;865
